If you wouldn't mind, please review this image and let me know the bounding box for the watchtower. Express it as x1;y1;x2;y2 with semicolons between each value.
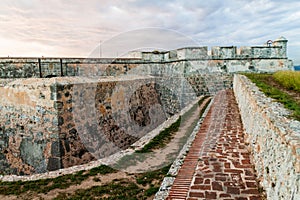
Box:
273;36;288;58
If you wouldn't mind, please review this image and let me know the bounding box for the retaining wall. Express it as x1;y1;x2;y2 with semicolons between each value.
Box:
0;76;184;175
0;74;209;175
233;74;300;200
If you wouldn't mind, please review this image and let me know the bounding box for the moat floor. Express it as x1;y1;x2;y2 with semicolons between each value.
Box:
167;89;263;200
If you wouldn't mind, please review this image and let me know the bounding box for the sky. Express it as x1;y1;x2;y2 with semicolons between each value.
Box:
0;0;299;64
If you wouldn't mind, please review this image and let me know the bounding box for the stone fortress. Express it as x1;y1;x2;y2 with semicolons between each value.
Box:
0;36;294;176
0;36;293;79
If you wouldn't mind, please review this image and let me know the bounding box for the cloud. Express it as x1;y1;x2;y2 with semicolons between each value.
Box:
0;0;299;64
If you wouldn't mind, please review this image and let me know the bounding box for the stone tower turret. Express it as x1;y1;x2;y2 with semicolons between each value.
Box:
273;36;288;58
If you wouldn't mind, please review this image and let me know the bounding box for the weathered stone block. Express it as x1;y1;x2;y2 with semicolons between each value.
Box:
47;157;61;171
20;138;46;173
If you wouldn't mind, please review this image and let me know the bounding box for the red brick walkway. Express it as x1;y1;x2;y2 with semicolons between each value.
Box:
167;90;263;200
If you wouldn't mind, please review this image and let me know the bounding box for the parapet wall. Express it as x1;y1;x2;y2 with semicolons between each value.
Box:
0;58;140;78
0;37;294;79
233;75;300;199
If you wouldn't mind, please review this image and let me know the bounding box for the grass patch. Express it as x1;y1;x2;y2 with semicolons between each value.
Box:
54;180;144;200
136;116;181;153
0;164;170;199
54;165;171;200
198;96;211;119
244;73;300;121
273;71;300;92
136;164;170;186
87;164;117;176
0;165;116;195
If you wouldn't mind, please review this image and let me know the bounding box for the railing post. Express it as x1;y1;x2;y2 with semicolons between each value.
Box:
60;58;63;76
38;58;42;78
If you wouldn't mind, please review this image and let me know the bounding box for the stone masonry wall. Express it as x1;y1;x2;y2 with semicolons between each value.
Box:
0;78;61;175
54;76;171;168
0;76;193;175
233;74;300;200
127;61;233;96
0;36;294;80
0;58;139;78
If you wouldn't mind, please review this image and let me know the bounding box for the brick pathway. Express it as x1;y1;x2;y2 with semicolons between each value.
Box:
167;90;263;200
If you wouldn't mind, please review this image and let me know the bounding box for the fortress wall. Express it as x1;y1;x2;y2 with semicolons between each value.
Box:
250;59;291;72
0;43;294;79
176;47;208;60
0;71;232;175
141;52;166;62
0;58;140;78
0;75;200;175
55;76;173;169
183;58;292;73
233;75;300;200
0;78;60;175
211;46;237;59
0;58;40;78
127;60;233;96
251;46;283;58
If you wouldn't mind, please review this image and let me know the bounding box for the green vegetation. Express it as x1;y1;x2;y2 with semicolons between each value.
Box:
0;164;170;199
136;164;170;186
54;165;171;200
198;96;211;119
273;71;300;92
136;116;181;153
0;165;116;195
244;73;300;121
55;180;144;200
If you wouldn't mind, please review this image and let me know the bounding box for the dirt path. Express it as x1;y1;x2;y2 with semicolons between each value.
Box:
124;98;211;174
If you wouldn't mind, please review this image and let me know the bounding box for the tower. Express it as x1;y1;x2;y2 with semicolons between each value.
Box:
273;36;288;58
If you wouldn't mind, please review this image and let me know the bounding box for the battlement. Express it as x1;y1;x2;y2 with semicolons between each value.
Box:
132;36;289;61
0;36;294;79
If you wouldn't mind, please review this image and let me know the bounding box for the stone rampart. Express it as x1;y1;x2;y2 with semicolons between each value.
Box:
233;74;300;199
0;76;192;175
0;57;140;78
2;73;220;175
0;78;60;174
0;36;294;79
